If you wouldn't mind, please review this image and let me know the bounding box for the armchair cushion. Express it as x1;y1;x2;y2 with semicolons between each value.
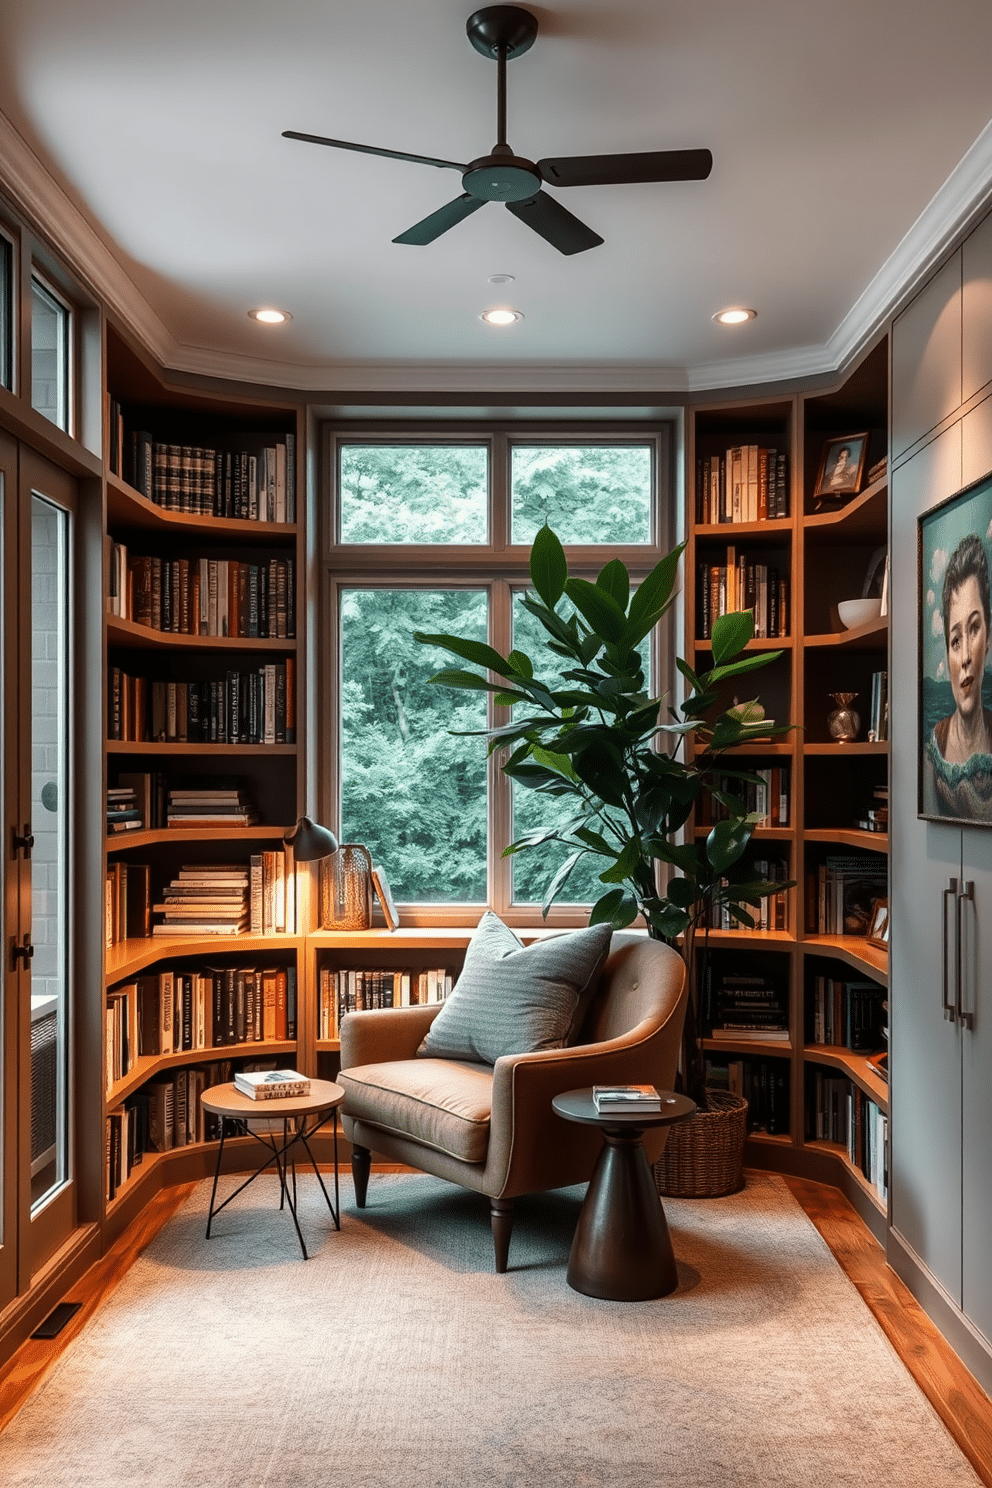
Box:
416;912;612;1065
339;1057;493;1164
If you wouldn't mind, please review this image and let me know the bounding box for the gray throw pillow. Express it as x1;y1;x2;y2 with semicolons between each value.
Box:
417;911;612;1064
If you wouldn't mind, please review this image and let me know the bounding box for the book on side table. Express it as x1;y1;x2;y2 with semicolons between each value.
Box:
592;1084;664;1113
234;1069;310;1100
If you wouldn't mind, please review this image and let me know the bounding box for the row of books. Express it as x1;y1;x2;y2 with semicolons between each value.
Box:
809;975;886;1051
107;548;295;640
106;1058;243;1200
107;784;260;835
866;669;889;743
107;852;306;947
808;1071;888;1199
698;766;790;828
855;784;888;836
808;853;887;937
318;965;451;1041
704;859;790;932
704;1056;789;1134
107;661;296;744
107;404;296;523
106;965;298;1092
706;972;788;1043
695;446;789;525
697;554;789;640
153;857;304;937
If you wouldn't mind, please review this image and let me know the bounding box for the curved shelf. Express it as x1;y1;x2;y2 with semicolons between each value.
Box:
695;825;793;841
107;825;290;853
107;473;297;540
804;741;888;756
315;1039;342;1054
804;617;887;651
694;518;793;539
693;928;795;949
804;828;888;853
802;934;888;986
804;1046;888;1111
804;475;887;540
107;934;304;982
693;635;792;653
106;1039;298;1108
107;615;296;652
106;741;297;756
701;1037;792;1058
802;1139;886;1212
744;1131;793;1149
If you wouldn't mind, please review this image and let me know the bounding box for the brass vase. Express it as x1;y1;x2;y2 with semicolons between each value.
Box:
827;692;860;743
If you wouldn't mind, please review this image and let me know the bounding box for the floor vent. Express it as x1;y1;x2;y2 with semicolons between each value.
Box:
31;1301;81;1339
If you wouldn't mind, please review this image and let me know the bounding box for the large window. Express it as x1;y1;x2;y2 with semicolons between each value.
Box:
325;428;671;920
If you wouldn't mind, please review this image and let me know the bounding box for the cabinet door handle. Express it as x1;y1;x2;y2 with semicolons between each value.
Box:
942;878;959;1021
12;823;33;858
10;935;34;970
957;880;975;1031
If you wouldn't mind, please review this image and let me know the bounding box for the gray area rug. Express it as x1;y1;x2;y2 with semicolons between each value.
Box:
0;1170;980;1487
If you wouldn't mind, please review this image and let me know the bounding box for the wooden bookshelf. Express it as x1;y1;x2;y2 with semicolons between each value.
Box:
686;338;889;1206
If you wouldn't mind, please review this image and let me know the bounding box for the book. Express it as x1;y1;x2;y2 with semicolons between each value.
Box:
592;1084;663;1111
371;865;400;931
233;1069;310;1100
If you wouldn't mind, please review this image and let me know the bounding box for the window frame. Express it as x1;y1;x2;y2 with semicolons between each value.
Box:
29;268;73;436
321;420;675;927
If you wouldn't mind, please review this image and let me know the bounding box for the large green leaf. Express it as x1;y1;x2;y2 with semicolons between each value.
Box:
596;558;630;611
563;577;628;643
414;631;511;676
530;524;568;609
705;816;754;873
645;902;689;938
427;668;493;691
709;609;754;667
589;888;639;930
628;545;684;631
573;743;628;807
507;649;533;679
706;651;783;686
597;837;642;884
573;825;618;857
541;850;586;915
531;745;578;781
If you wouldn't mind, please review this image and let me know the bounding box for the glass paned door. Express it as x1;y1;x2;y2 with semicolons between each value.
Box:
29;493;70;1208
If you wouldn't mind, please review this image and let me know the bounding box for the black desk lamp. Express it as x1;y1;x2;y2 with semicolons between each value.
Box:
284;816;339;862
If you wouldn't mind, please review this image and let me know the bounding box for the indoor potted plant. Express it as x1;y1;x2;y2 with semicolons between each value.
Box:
414;524;792;1194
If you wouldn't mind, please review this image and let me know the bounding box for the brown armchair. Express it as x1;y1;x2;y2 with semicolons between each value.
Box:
338;932;687;1271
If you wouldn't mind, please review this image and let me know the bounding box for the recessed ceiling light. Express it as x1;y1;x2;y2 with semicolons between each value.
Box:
481;308;523;326
713;307;756;325
249;307;292;324
488;273;515;285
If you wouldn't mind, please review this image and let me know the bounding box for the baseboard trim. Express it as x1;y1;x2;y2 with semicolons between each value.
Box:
888;1225;992;1397
0;1223;101;1367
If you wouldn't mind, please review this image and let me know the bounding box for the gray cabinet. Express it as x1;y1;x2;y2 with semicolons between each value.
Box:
891;254;962;461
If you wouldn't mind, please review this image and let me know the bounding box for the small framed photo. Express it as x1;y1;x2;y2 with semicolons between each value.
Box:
814;433;868;501
866;898;889;949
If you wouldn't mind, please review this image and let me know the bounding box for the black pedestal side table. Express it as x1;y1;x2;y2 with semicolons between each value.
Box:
201;1079;344;1260
552;1087;696;1301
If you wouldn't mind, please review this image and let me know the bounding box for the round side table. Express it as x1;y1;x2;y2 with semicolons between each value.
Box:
201;1078;344;1260
552;1087;696;1301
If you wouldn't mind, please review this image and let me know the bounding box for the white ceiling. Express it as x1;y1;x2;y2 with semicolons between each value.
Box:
2;0;992;393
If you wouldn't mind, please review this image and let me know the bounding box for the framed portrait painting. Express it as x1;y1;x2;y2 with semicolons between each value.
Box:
814;432;868;501
919;470;992;825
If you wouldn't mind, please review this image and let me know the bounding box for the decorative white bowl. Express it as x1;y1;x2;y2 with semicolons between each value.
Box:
838;598;883;630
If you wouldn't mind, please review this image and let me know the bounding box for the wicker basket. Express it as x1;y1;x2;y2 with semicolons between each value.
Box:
654;1089;748;1198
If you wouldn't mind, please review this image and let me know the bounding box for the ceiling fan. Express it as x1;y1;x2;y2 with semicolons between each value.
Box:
283;4;712;256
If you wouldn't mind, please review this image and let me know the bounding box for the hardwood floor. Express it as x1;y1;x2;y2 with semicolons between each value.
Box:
1;1169;990;1483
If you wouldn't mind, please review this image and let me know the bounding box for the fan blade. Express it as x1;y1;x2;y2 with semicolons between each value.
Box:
393;194;487;246
283;131;466;173
538;148;713;189
506;192;603;255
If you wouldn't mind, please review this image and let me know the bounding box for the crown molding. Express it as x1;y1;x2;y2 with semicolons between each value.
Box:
0;111;175;365
3;105;992;400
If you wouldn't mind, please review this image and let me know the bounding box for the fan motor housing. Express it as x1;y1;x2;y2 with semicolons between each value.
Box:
463;153;541;202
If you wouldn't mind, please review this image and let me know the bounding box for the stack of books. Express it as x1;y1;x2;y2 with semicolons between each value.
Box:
592;1084;664;1113
166;787;259;828
107;784;144;835
152;864;250;936
708;973;789;1042
234;1069;309;1100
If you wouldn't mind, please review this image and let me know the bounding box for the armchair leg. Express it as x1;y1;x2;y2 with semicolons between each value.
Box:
351;1144;371;1208
490;1198;514;1274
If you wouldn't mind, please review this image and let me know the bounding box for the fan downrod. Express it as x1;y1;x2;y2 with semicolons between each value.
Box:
466;6;538;60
